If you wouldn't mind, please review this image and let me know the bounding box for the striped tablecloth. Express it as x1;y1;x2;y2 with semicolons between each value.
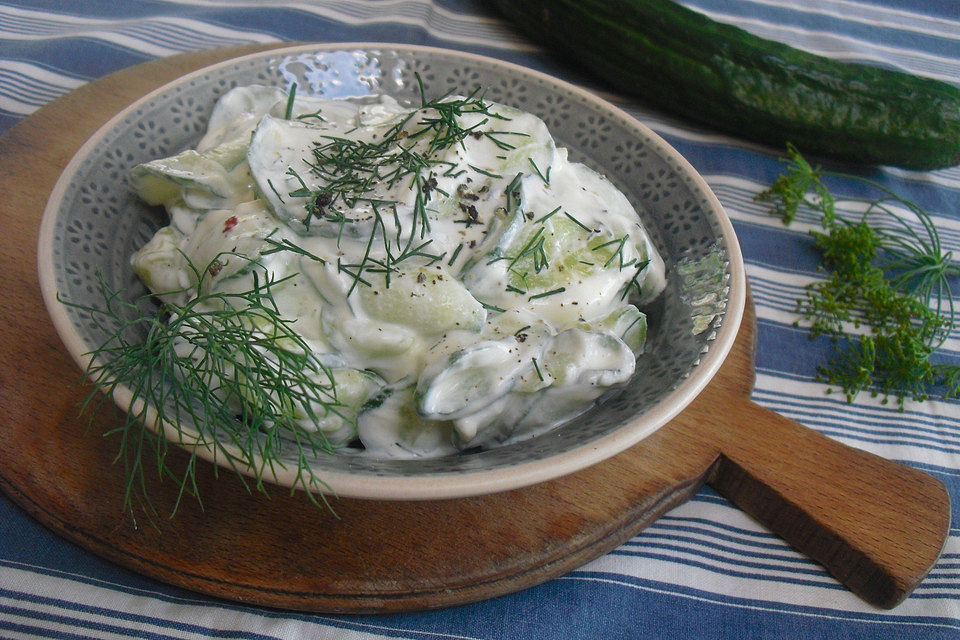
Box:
2;1;959;638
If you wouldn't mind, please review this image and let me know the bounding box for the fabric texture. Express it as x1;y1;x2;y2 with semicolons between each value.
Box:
2;0;958;637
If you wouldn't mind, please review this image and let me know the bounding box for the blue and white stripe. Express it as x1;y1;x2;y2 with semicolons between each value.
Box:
156;0;540;51
0;5;279;55
1;0;959;638
0;59;83;115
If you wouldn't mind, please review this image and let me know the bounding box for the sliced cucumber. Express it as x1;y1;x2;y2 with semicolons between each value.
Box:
246;114;393;239
451;392;537;447
445;326;636;445
132;150;232;208
294;366;383;437
201;138;250;172
541;328;635;387
130;225;188;301
357;263;485;336
181;203;274;292
198;85;288;150
415;336;530;420
247;115;327;227
429;103;558;175
588;304;648;355
266;364;383;446
318;300;423;384
356;387;458;458
131;136;255;210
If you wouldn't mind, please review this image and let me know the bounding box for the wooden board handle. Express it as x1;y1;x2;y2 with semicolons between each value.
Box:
702;399;949;608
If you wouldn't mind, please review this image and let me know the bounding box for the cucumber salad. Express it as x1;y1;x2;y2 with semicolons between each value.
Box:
129;84;666;459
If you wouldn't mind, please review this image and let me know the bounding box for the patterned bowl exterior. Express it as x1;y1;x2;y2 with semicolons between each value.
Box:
39;44;745;499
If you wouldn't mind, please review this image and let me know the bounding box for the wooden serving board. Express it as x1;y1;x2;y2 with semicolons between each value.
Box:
0;45;949;613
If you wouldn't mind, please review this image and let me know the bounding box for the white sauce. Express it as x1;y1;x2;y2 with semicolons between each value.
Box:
130;85;666;458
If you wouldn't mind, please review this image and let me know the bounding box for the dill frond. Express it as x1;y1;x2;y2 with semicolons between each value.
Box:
756;144;960;408
62;252;345;524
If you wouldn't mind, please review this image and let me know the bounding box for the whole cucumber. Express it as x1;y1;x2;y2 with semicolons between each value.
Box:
493;0;960;170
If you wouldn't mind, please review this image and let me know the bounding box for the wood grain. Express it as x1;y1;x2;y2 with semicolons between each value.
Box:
0;44;949;613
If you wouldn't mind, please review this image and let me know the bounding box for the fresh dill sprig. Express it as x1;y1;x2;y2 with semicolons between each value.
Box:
467;164;503;179
620;260;649;301
593;234;630;269
284;82;297;120
536;205;562;223
563;211;592;232
756;144;960;408
63;252;344;524
266;178;285;204
447;242;464;266
528;286;566;301
507;226;549;274
532;357;544;381
261;236;326;263
505;172;523;214
483;129;526;150
528;158;551;185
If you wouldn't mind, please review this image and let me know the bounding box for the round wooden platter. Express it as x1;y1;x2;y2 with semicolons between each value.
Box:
0;45;950;613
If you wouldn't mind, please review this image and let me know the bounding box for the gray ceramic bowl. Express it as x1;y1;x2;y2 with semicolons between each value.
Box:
38;44;745;500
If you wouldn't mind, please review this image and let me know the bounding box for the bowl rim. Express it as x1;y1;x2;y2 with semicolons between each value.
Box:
37;42;746;500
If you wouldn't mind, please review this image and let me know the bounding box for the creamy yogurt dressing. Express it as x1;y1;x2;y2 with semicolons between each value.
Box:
130;85;666;458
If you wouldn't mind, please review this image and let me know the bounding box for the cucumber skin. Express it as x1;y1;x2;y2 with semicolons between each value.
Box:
493;0;960;170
